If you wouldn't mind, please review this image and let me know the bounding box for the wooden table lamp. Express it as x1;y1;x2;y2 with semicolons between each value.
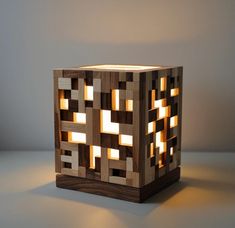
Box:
54;64;183;202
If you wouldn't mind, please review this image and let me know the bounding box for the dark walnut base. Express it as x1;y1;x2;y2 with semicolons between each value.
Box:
56;167;180;203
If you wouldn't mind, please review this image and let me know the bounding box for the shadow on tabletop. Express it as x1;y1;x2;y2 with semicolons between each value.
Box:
29;179;186;216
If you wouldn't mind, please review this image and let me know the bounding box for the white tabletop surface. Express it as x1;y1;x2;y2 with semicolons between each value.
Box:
0;151;235;228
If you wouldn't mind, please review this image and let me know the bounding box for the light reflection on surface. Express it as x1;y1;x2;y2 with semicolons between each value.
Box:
0;151;235;227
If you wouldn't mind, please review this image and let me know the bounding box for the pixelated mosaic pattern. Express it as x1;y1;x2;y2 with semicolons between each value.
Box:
54;68;182;188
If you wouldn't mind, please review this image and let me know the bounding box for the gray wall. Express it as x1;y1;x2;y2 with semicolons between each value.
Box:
0;0;234;151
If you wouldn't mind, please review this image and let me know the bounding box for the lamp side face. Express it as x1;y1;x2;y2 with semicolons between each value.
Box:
54;67;182;189
142;68;183;186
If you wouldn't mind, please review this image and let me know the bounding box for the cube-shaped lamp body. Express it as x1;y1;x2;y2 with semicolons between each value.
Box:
54;65;183;202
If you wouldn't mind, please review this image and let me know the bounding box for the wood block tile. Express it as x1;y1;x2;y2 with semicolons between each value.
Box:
109;176;126;185
109;159;126;170
58;78;71;90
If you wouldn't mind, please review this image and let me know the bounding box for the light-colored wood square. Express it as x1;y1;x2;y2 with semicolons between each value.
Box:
94;79;101;92
109;159;126;170
126;157;133;171
58;78;71;90
126;171;139;187
71;90;79;100
61;168;78;177
109;176;126;185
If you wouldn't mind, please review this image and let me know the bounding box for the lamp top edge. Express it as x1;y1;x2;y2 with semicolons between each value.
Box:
54;64;182;73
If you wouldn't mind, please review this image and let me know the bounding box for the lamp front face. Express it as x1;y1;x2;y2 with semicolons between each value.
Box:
54;64;183;202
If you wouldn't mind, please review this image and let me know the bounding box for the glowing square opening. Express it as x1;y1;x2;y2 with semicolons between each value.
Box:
68;132;86;144
151;90;156;109
170;147;174;156
154;98;166;109
108;148;119;160
112;89;119;110
100;110;119;134
73;113;86;124
90;145;101;169
60;99;68;110
171;88;179;97
126;99;133;112
159;158;164;168
84;85;93;101
119;134;133;147
170;115;178;128
160;77;167;91
155;131;166;154
148;121;155;134
159;106;170;119
150;142;154;157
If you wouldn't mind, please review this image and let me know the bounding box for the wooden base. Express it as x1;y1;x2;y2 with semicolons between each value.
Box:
56;167;180;203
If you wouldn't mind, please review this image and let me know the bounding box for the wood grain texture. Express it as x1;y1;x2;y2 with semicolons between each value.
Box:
61;121;86;133
126;171;139;188
109;176;126;185
138;74;146;187
54;70;63;173
60;141;78;151
101;147;109;182
85;107;93;145
177;67;183;166
56;167;180;203
109;159;126;170
58;78;71;90
78;78;85;112
54;65;183;199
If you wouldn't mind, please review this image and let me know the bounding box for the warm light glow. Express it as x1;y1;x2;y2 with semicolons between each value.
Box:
84;85;93;101
68;132;86;143
80;64;161;71
100;110;119;134
160;77;167;91
159;106;170;119
170;115;178;128
60;99;68;110
119;134;133;146
156;131;162;145
170;147;174;156
159;159;164;168
160;142;166;154
108;148;119;160
112;90;119;110
156;131;166;154
171;88;179;97
90;145;101;169
148;121;155;134
151;90;155;109
73;112;86;124
154;98;166;109
126;99;133;111
154;98;170;119
150;142;154;157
